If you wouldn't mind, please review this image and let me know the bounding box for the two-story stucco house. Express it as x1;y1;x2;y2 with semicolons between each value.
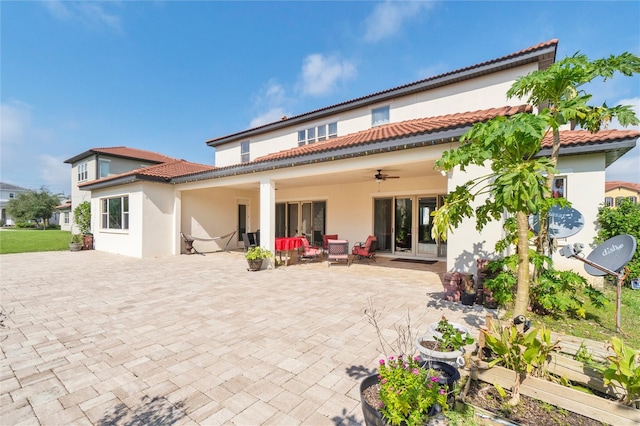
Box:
71;39;639;277
0;182;30;226
604;181;640;207
63;147;184;234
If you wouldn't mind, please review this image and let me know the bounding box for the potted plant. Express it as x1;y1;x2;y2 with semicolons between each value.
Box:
245;246;273;271
360;355;460;426
74;201;93;250
415;316;474;368
69;233;82;252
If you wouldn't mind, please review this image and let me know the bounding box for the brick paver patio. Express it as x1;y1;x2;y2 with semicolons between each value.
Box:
1;250;492;425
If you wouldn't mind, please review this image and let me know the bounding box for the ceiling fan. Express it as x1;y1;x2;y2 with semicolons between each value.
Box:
374;169;400;182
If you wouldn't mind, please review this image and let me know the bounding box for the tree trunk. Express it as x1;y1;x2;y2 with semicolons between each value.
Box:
513;211;531;318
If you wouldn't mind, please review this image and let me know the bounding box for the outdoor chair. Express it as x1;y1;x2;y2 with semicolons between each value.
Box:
322;234;338;254
299;236;322;261
352;235;377;263
242;232;257;252
327;239;350;267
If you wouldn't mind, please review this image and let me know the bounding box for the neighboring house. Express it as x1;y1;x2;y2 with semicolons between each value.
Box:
56;199;73;231
0;182;30;226
72;39;639;280
63;147;179;233
604;181;640;207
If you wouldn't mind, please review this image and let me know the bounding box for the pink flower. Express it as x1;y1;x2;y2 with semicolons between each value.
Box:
389;356;395;360
430;377;439;382
381;378;387;384
413;356;421;362
412;368;419;375
439;389;446;394
379;359;385;365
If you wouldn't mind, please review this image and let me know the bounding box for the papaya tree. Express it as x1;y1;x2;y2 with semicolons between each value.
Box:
507;52;640;259
431;112;560;318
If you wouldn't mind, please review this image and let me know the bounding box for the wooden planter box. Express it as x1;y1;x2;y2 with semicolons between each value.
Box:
470;360;639;426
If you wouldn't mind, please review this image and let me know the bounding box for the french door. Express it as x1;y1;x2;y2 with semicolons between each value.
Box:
373;195;446;257
275;201;326;245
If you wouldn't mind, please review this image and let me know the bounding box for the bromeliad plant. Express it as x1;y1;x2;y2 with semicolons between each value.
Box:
481;323;560;405
378;355;448;426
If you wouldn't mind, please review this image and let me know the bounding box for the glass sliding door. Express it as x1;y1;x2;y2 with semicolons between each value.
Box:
287;203;299;236
418;197;437;255
395;198;413;253
374;198;393;252
312;201;326;246
275;200;326;241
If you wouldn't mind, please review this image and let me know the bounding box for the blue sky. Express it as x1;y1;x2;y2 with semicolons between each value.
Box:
2;1;639;195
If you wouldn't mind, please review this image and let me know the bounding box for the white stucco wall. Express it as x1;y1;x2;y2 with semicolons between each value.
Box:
214;64;538;168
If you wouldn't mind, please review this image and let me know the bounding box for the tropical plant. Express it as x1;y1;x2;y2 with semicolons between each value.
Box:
73;201;92;235
432;112;556;318
595;198;640;286
507;52;640;260
600;337;640;408
434;316;474;352
244;246;273;261
482;323;560;405
71;233;83;244
377;355;449;426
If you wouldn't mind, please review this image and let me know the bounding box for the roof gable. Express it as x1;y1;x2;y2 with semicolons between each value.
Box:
605;181;640;193
64;146;177;164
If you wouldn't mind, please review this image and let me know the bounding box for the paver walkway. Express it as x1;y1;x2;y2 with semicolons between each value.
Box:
1;251;493;425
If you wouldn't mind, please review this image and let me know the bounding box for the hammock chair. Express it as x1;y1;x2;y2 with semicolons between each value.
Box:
180;230;237;255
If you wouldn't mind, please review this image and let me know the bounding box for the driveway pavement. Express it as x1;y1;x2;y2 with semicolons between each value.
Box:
1;251;493;425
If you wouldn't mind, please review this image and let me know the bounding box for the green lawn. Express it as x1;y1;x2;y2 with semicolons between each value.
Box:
0;229;72;254
518;284;640;349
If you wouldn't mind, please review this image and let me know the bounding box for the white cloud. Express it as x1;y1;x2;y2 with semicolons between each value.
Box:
299;54;356;96
250;107;290;129
249;80;293;128
363;0;435;43
0;101;71;194
42;0;123;33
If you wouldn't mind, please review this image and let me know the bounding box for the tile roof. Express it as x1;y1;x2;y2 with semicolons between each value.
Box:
253;105;532;164
79;160;215;188
542;129;640;148
605;180;640;192
64;146;177;164
206;39;558;146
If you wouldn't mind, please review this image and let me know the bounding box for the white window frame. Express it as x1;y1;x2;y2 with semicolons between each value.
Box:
101;195;129;230
628;196;637;203
372;106;390;127
78;162;88;182
99;159;111;178
604;197;613;207
240;141;250;163
8;192;14;199
297;122;338;146
64;212;70;224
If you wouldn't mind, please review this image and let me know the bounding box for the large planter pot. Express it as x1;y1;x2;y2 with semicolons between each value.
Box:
82;234;94;250
360;361;459;426
69;242;81;252
472;360;639;426
415;336;465;368
246;258;264;271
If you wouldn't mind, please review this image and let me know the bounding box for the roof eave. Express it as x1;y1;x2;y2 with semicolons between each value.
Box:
206;44;557;148
64;150;168;165
79;174;169;191
537;138;637;167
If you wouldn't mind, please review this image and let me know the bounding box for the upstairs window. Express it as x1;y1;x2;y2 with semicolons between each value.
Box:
604;197;613;207
101;196;129;230
99;159;111;178
298;122;338;146
8;192;14;199
372;106;390;126
240;141;250;163
78;162;88;182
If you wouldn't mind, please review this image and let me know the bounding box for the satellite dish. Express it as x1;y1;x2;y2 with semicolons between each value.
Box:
529;205;584;238
584;234;637;276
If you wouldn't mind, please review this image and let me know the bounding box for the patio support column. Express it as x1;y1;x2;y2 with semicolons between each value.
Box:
259;178;276;253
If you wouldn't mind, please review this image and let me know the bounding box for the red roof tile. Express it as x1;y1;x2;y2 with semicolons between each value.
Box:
605;180;640;192
542;129;640;148
79;160;215;188
253;105;531;163
65;146;177;164
207;40;558;145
